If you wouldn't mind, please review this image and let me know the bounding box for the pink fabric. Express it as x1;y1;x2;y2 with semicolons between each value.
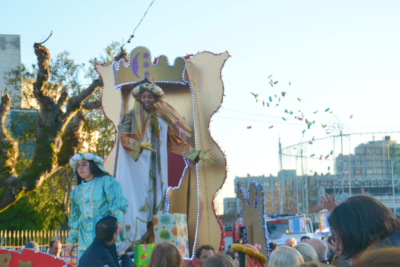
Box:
243;244;264;267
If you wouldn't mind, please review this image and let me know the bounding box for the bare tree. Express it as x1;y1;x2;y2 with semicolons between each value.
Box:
0;41;103;211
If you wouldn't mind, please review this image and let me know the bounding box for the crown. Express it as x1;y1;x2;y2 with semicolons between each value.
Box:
112;46;186;87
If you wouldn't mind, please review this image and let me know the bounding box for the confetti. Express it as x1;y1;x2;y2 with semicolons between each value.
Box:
307;123;311;129
309;141;313;144
326;132;331;134
298;117;303;121
279;97;280;102
269;96;272;102
267;102;269;107
268;75;273;79
269;81;273;87
275;94;277;97
247;126;252;129
310;154;315;157
297;98;301;101
320;155;323;160
274;81;278;84
285;109;289;113
263;100;265;106
325;155;329;159
350;115;353;119
322;124;327;128
282;117;287;121
282;92;286;97
269;125;274;129
276;104;279;106
328;166;331;170
251;92;258;98
330;150;333;155
310;170;313;173
302;129;306;134
305;119;310;124
313;111;318;114
325;108;330;112
289;82;291;85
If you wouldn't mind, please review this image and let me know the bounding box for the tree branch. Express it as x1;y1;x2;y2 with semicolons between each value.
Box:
57;110;86;166
0;93;18;185
33;43;55;109
0;93;10;138
61;79;102;121
83;101;101;110
56;85;69;108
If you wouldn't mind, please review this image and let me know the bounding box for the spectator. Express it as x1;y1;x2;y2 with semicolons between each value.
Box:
268;241;279;255
231;244;266;267
321;194;400;261
307;238;328;264
269;246;304;267
49;240;62;257
352;247;400;267
296;262;329;267
147;242;184;267
285;237;297;247
328;236;352;267
78;216;132;267
295;243;319;262
203;254;236;267
188;245;215;267
301;236;311;243
25;241;39;251
226;245;232;254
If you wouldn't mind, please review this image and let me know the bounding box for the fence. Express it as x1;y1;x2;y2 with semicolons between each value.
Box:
0;229;70;251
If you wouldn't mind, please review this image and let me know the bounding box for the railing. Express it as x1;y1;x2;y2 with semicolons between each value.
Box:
0;229;70;251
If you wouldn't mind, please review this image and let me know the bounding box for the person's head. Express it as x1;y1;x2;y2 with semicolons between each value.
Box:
268;242;279;255
285;237;297;247
25;241;39;251
195;245;215;266
269;246;304;267
148;242;184;267
307;238;328;262
328;195;400;260
70;153;108;184
140;90;157;113
226;245;232;253
295;243;319;262
352;247;400;267
202;254;236;267
95;216;118;245
301;236;311;243
296;262;329;267
49;240;62;257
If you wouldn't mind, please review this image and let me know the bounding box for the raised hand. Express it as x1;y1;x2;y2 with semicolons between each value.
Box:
141;137;156;152
199;149;215;164
320;193;337;213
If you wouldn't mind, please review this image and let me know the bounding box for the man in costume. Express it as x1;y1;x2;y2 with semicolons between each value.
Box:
116;77;214;250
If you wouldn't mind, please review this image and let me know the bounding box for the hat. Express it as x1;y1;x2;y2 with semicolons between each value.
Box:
69;153;105;171
131;76;164;99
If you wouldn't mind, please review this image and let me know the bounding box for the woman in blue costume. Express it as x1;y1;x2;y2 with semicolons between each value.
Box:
65;152;129;260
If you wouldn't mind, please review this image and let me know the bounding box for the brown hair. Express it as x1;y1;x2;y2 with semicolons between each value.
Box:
328;195;400;259
202;254;236;267
353;247;400;267
147;242;185;267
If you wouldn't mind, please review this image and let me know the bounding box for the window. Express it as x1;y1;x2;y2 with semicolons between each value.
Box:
274;181;280;187
309;181;316;186
286;181;293;186
376;149;381;154
228;202;236;208
320;181;327;185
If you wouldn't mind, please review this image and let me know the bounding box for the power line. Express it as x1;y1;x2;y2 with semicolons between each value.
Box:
217;109;400;130
124;0;156;46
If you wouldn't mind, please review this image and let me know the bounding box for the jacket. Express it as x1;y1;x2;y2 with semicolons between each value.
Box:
78;238;132;267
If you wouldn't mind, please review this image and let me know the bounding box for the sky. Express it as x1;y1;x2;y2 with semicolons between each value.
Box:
2;0;400;213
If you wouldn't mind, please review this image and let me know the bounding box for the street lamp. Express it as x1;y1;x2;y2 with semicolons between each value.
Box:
390;159;400;214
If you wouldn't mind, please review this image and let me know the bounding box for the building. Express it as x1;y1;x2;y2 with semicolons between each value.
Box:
234;136;400;219
0;34;21;101
223;198;241;215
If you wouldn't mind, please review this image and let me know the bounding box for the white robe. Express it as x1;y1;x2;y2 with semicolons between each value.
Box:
116;117;169;250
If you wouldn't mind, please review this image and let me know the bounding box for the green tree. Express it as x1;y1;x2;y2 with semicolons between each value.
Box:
0;38;124;229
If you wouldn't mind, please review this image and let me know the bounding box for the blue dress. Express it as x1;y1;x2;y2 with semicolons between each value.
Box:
67;175;129;252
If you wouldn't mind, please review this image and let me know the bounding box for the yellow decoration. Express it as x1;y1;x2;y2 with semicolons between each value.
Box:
231;244;267;265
